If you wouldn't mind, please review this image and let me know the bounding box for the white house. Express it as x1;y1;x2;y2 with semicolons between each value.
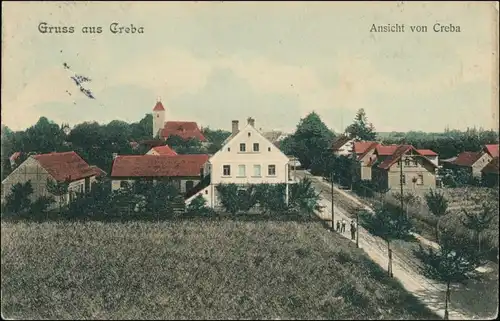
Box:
1;151;104;208
186;117;295;208
331;135;355;157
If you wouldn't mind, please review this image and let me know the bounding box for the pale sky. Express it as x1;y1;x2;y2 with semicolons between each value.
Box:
1;1;499;133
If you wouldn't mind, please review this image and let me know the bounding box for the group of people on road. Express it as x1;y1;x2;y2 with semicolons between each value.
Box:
336;218;357;241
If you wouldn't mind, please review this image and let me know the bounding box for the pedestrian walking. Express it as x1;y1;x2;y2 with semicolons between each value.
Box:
336;220;341;232
341;218;346;233
350;220;356;240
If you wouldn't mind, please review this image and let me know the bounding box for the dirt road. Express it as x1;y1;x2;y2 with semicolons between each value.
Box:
295;171;475;320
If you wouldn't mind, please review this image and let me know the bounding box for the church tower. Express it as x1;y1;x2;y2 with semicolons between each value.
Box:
152;97;166;138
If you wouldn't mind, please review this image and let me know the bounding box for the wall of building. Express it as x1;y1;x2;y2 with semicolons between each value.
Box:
111;177;201;194
386;156;436;191
209;123;290;185
471;153;493;177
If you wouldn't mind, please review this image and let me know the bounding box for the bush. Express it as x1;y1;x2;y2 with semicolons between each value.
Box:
185;194;216;217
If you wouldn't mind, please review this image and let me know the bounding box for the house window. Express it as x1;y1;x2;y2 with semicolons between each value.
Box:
268;147;271;152
412;159;418;166
248;132;251;137
400;174;406;185
416;174;424;185
238;165;246;177
223;165;231;176
253;165;261;177
240;143;246;152
185;180;194;191
404;158;411;166
253;143;260;152
268;165;276;176
228;147;231;152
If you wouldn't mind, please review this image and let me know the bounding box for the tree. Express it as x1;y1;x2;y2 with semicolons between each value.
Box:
165;135;204;154
143;181;183;220
3;181;34;215
414;231;481;320
393;191;420;218
216;183;243;215
30;196;55;220
359;202;414;277
46;178;70;214
460;203;495;256
424;189;449;242
185;194;216;217
345;108;377;141
288;177;322;217
202;127;231;154
289;112;334;170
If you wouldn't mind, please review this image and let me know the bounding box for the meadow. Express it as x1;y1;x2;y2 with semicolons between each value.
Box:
1;218;438;320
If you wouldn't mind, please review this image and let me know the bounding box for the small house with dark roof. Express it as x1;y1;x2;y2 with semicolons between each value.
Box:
331;135;354;156
481;157;499;187
371;145;438;192
110;154;209;194
1;151;104;206
443;151;492;178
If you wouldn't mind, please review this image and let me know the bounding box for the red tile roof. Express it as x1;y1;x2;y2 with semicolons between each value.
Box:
111;154;209;178
482;157;499;174
376;144;399;156
151;145;177;156
354;141;378;154
331;135;352;151
484;144;499;158
356;142;379;161
160;121;207;142
416;149;438;156
378;145;438;170
452;151;484;167
153;101;165;111
33;151;98;182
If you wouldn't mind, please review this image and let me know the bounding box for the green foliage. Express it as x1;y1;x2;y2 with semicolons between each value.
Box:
288;112;335;170
352;180;377;198
460;203;496;255
415;231;481;284
29;196;55;220
185;194;216;217
288;177;322;216
359;202;414;242
345;108;377;141
254;184;288;214
424;189;449;241
165;135;205;154
46;178;70;213
202;127;231;154
3;181;34;215
215;183;244;215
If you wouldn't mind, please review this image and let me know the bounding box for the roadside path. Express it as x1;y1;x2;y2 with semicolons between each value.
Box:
295;171;473;320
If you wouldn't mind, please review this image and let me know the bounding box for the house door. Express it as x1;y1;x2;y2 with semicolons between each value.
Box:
185;180;194;192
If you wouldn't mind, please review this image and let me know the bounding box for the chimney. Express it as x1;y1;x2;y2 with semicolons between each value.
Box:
232;120;239;135
247;117;255;127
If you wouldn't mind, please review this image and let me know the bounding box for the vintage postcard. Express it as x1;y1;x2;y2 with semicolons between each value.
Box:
1;1;499;320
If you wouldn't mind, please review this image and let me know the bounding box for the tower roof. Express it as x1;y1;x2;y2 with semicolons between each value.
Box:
153;101;165;111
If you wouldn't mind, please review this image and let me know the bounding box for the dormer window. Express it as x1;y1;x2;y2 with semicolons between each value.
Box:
240;143;246;152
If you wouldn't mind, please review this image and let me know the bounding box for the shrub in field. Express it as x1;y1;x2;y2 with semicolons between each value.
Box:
424;189;449;242
414;230;481;320
216;183;243;215
288;177;322;216
359;202;414;277
2;181;33;216
185;194;216;217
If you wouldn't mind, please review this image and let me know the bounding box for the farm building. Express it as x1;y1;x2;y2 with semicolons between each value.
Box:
110;154;209;194
1;151;104;207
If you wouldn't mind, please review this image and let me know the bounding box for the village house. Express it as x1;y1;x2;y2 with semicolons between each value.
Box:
152;99;207;142
110;154;209;194
371;145;438;192
481;157;499;187
185;117;295;208
443;151;492;178
1;151;104;207
416;149;439;167
483;144;499;158
331;135;355;157
146;145;177;156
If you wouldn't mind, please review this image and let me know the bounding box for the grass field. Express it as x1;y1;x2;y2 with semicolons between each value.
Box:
1;218;438;320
